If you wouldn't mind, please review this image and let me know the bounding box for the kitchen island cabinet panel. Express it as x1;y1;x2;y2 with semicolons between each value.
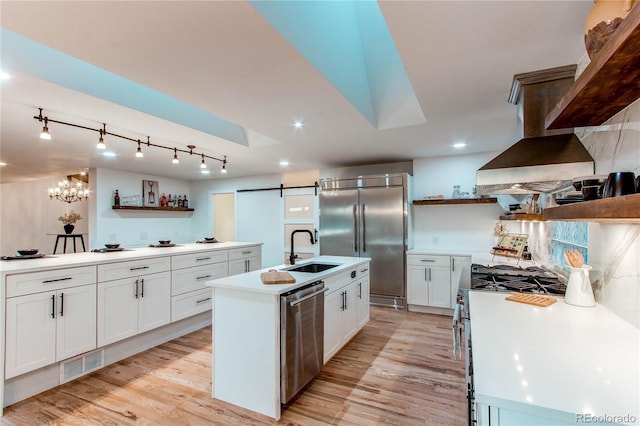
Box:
356;274;370;329
5;284;96;379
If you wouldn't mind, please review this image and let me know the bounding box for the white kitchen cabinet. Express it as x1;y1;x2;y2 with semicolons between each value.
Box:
228;245;262;275
323;263;370;363
407;254;451;308
97;271;171;347
170;250;228;321
5;283;96;379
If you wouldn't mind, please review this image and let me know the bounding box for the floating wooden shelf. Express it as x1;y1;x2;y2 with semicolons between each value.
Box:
542;194;640;222
112;206;194;212
499;213;544;221
413;198;497;205
545;4;640;130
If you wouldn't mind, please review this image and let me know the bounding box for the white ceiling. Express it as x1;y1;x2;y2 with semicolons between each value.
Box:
0;1;593;184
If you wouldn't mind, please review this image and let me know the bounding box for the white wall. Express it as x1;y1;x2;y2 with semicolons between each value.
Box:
0;177;89;255
90;168;191;249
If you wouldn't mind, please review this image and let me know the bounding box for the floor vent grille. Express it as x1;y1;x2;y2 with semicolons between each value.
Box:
60;349;104;383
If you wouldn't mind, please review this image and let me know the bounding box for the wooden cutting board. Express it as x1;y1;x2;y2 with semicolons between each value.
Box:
505;293;557;307
260;269;296;285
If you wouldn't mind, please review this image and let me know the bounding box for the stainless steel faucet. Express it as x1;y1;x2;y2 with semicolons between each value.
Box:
290;229;315;265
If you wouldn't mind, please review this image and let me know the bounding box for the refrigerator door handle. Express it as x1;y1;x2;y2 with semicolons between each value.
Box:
361;203;366;252
353;204;358;252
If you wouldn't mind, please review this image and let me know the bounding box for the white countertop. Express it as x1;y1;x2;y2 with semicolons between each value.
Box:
469;291;640;424
0;242;261;274
206;255;369;295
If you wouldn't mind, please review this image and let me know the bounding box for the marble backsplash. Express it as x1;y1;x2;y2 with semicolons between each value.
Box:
572;97;640;327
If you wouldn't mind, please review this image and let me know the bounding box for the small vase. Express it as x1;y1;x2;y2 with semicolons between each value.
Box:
584;0;638;60
63;224;75;234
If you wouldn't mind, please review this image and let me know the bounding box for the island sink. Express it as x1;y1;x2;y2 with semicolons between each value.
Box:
285;263;340;273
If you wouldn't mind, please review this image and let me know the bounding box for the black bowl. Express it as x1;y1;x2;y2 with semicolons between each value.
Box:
17;249;39;256
158;240;171;245
581;185;601;201
105;243;120;249
204;236;216;241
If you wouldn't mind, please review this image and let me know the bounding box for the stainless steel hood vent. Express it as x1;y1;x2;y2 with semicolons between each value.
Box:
477;65;594;195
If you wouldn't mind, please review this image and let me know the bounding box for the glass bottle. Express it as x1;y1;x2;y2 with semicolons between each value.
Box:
178;195;183;208
167;194;172;207
452;185;461;199
183;194;189;209
114;189;120;206
160;193;167;207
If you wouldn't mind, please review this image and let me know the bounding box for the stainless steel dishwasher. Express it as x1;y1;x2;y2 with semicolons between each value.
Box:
280;280;327;404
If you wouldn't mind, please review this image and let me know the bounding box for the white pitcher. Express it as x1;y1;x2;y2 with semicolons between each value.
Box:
564;264;596;307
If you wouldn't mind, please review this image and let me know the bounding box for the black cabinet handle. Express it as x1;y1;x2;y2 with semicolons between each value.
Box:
59;293;64;317
43;277;72;284
134;279;139;299
358;282;362;299
51;294;56;319
343;291;348;310
196;257;212;261
141;278;145;298
130;266;149;271
452;258;455;272
196;274;212;280
196;297;212;304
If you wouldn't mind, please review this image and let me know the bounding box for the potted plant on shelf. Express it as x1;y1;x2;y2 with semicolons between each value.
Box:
58;211;83;234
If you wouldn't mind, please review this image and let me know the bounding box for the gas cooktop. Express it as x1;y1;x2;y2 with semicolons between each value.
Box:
471;263;565;295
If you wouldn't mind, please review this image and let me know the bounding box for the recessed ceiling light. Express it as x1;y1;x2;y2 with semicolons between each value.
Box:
201;169;211;175
292;120;304;129
103;151;117;157
279;160;290;166
453;142;466;149
0;71;10;80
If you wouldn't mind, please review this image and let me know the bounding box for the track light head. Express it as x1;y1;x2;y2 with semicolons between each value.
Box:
221;156;227;174
200;154;207;169
40;118;51;140
96;129;106;150
172;148;179;164
136;141;144;158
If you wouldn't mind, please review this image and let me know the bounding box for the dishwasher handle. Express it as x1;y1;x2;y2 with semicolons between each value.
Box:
289;287;328;307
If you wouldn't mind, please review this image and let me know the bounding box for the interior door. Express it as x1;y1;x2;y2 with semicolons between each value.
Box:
319;189;359;257
359;187;405;298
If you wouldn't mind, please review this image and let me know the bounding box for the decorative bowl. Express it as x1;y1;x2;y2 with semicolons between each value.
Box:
17;249;39;256
204;237;216;241
158;240;171;245
105;243;120;249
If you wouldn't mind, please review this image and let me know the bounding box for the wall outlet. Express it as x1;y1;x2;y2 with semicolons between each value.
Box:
140;232;147;240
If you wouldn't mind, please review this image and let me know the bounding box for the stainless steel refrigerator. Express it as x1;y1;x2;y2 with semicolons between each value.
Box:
319;173;409;309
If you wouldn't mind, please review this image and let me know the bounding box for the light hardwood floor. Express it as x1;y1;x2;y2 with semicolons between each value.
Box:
1;307;466;425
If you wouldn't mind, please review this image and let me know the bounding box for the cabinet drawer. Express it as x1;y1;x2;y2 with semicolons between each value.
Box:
324;266;360;295
171;250;228;270
407;254;450;267
228;245;261;260
7;265;96;298
172;288;212;322
171;262;228;296
98;257;170;282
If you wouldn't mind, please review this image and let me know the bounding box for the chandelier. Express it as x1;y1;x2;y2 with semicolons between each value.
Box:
49;176;89;203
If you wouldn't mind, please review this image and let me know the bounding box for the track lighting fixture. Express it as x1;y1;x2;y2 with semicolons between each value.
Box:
221;156;228;174
97;129;106;150
40;118;52;140
33;108;228;172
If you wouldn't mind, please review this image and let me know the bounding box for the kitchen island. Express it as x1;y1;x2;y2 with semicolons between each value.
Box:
469;291;639;425
206;255;371;420
0;241;261;416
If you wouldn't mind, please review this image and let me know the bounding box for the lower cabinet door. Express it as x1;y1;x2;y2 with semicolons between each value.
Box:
407;265;429;306
428;266;452;308
323;289;343;363
5;292;57;379
341;284;358;342
97;278;139;347
356;276;370;329
138;272;171;333
56;284;97;361
228;259;247;276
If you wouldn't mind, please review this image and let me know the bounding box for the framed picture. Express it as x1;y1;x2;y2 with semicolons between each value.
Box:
142;180;159;207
